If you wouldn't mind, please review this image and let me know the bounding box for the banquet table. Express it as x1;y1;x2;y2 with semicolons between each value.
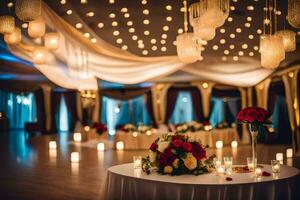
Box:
114;128;239;149
104;163;299;200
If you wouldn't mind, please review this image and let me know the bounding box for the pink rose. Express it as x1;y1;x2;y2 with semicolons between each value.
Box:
182;142;192;152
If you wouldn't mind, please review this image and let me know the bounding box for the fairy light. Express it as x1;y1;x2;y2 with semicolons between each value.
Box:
143;19;149;25
143;9;149;15
220;28;226;33
113;30;120;36
75;23;82;29
127;21;133;26
116;38;123;44
98;22;104;28
166;5;172;10
109;13;116;18
112;21;118;26
161;46;167;52
150;39;156;44
166;16;172;21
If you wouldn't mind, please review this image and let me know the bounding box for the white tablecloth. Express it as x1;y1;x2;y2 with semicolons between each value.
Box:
104;163;299;200
114;128;239;149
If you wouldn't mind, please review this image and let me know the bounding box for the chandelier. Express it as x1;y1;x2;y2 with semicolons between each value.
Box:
189;0;230;41
259;0;285;69
45;32;60;50
287;0;300;28
33;46;48;64
275;30;296;52
28;18;45;38
15;0;41;22
4;27;22;44
176;0;201;63
0;16;15;34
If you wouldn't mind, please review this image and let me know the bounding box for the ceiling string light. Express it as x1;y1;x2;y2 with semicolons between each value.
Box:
0;16;15;34
4;27;22;44
176;0;201;63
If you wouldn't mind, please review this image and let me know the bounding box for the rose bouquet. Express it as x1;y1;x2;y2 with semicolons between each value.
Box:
142;134;215;175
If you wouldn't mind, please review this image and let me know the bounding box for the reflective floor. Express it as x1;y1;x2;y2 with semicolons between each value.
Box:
0;130;299;200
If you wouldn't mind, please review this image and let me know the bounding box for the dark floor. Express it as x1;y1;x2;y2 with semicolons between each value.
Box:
0;130;299;200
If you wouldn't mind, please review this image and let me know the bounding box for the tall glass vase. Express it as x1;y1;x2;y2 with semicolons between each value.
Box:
248;123;258;167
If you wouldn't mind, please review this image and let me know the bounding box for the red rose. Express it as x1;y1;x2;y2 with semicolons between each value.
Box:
191;143;206;160
172;139;183;148
150;142;158;151
203;121;210;126
236;110;245;121
159;147;176;166
245;109;256;123
172;135;185;141
256;111;266;122
182;142;192;152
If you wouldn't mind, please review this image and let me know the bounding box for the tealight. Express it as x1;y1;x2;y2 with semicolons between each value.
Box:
133;156;142;169
231;141;238;148
216;141;223;149
276;153;283;161
286;148;293;158
116;141;124;150
247;157;257;171
71;152;80;162
146;130;152;136
216;166;225;175
255;167;263;177
49;141;57;149
132;131;138;137
73;132;82;142
97;142;105;151
271;160;280;173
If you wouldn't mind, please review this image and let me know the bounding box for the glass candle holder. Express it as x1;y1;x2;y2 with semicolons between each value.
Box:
254;167;263;177
247;157;257;172
213;157;222;168
286;148;293;158
271;160;281;173
133;156;142;169
216;165;225;176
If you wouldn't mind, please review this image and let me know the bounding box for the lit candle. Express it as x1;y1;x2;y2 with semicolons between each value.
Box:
271;160;280;173
49;141;57;149
216;141;223;149
216;166;225;175
276;153;283;161
247;157;257;171
286;148;293;158
71;152;80;162
73;132;82;142
146;130;152;136
255;167;263;177
133;156;142;169
132;131;138;137
97;142;105;151
116;141;124;150
231;141;238;148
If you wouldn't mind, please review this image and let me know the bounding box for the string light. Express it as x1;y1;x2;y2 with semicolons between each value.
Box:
97;22;104;28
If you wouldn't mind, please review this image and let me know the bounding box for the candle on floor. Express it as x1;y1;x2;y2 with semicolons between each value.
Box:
276;153;283;161
286;148;293;158
73;132;82;142
97;142;105;151
71;152;80;162
231;141;238;148
271;160;280;173
216;140;223;149
133;156;142;169
49;141;57;149
116;141;124;150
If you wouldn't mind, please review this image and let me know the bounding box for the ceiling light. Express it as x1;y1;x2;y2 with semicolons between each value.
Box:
163;26;169;31
113;30;119;36
220;28;225;33
84;32;90;38
247;17;252;21
124;13;130;18
66;9;72;15
122;45;128;50
141;0;147;5
161;46;167;52
143;19;149;24
132;35;138;40
233;56;239;61
220;39;226;44
91;38;97;43
230;33;235;38
143;9;149;15
144;30;150;35
248;34;254;39
221;56;227;61
127;21;133;26
7;2;14;7
161;34;167;39
142;50;148;55
224;50;229;55
166;16;172;22
212;45;218;50
112;21;118;26
257;29;262;34
22;23;28;28
86;12;94;17
247;5;254;10
230;6;235;11
238;51;244;56
98;22;104;28
229;44;235;49
227;17;233;22
60;0;66;4
150;39;156;44
138;40;143;44
109;13;116;18
138;43;144;49
129;28;135;33
236;28;242;33
253;46;259;51
121;8;128;13
152;45;157;51
173;41;177;46
245;22;251;27
249;52;254;56
177;28;183;34
116;38;123;44
81;0;88;3
75;23;82;29
242;44;248;49
109;0;115;4
160;39;166;44
166;5;172;11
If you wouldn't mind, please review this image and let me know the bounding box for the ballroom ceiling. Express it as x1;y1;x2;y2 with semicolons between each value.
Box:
41;0;300;64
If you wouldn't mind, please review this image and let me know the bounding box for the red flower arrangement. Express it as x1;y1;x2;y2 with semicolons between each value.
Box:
236;107;271;123
142;134;215;175
93;123;107;134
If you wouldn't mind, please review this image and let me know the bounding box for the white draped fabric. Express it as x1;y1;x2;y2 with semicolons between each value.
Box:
104;163;299;200
8;3;274;89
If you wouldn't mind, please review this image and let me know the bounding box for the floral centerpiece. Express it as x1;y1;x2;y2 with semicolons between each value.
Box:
236;107;271;166
137;125;152;134
93;123;107;134
175;121;203;134
142;134;215;175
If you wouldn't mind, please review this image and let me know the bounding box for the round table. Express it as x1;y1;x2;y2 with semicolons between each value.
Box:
104;163;299;200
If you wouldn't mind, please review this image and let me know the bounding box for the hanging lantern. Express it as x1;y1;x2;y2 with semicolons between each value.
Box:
45;32;60;50
260;35;285;69
33;47;48;64
275;30;296;52
15;0;41;22
193;20;216;41
287;0;300;28
176;32;200;63
4;27;21;44
28;18;45;38
0;16;15;34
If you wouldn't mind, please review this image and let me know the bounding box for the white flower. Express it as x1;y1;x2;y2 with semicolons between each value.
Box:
157;138;170;153
149;150;157;163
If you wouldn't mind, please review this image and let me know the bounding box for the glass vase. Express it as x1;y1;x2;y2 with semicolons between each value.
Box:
248;123;258;168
